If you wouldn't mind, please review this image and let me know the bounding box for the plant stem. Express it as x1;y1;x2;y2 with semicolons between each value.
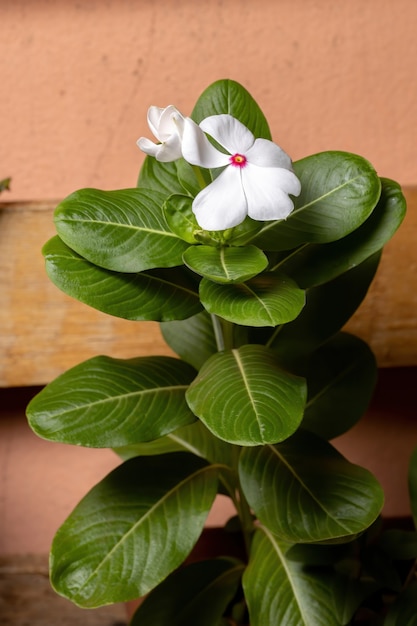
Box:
210;315;254;556
211;314;225;351
234;482;254;557
192;164;212;189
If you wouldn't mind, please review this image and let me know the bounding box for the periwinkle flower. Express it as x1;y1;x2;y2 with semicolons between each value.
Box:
182;114;301;230
137;105;185;162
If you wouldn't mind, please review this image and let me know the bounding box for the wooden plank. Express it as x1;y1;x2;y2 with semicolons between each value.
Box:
0;554;127;625
345;187;417;367
0;190;416;387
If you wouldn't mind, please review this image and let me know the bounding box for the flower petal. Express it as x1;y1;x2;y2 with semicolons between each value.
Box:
200;114;255;154
182;118;230;168
155;134;183;162
242;165;301;221
147;106;164;140
192;166;247;230
139;105;184;161
247;138;293;169
136;136;159;158
158;105;184;141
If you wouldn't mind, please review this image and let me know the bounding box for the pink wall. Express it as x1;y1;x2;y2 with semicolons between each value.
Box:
2;0;417;202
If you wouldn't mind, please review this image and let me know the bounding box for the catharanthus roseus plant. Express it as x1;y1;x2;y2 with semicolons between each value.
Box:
27;79;417;625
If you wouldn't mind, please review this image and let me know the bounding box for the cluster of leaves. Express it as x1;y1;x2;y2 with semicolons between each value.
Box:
26;80;415;625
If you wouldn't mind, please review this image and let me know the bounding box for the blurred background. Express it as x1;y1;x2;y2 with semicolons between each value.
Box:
2;0;416;201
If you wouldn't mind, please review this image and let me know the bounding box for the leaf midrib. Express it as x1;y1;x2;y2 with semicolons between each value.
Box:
268;445;352;534
44;385;190;418
73;464;217;602
56;216;180;238
255;175;365;237
261;527;310;625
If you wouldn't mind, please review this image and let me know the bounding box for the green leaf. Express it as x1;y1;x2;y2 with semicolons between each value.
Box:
43;236;202;321
138;156;185;196
27;356;197;447
130;558;244;626
53;187;189;272
200;272;305;327
191;79;271;140
164;194;199;243
301;332;377;439
161;310;217;370
251;151;381;251
176;158;202;196
263;253;381;368
183;244;268;284
276;177;406;288
409;446;417;528
239;430;384;542
50;453;218;607
384;582;417;626
242;529;344;626
115;420;235;468
186;345;307;446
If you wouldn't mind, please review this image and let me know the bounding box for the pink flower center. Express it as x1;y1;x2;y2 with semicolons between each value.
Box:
229;153;247;168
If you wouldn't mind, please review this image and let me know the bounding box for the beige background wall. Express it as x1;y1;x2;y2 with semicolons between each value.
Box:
1;1;417;556
2;0;417;201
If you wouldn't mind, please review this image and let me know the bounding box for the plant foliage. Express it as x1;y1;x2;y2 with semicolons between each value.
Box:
27;79;412;625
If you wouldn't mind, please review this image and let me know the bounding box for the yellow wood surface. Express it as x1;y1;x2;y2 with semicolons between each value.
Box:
0;190;416;387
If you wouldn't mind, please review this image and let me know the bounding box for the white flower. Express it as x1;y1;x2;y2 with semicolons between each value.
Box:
137;105;185;162
182;114;301;230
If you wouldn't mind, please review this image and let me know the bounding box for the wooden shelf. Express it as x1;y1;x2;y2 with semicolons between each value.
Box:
1;189;416;387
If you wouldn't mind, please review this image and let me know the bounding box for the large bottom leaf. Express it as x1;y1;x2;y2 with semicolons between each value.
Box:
50;453;219;607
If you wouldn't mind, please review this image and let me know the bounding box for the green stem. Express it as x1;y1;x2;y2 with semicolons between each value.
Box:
221;318;235;351
234;481;254;557
211;314;225;352
192;164;212;189
210;315;254;556
211;315;236;352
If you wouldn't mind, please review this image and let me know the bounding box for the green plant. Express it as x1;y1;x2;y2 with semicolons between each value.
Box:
27;79;417;625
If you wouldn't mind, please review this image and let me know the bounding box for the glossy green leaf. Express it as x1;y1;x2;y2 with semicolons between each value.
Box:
275;177;406;288
301;332;377;439
263;253;380;368
251;151;381;251
161;310;217;370
186;345;307;446
183;244;268;284
43;236;202;321
164;194;199;243
278;542;378;624
191;78;271;140
54;187;189;272
409;446;417;528
138;156;185;196
27;356;197;447
176;158;202;196
243;529;344;626
50;453;219;607
200;273;305;327
239;430;384;542
130;558;244;626
384;582;417;626
115;420;235;468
